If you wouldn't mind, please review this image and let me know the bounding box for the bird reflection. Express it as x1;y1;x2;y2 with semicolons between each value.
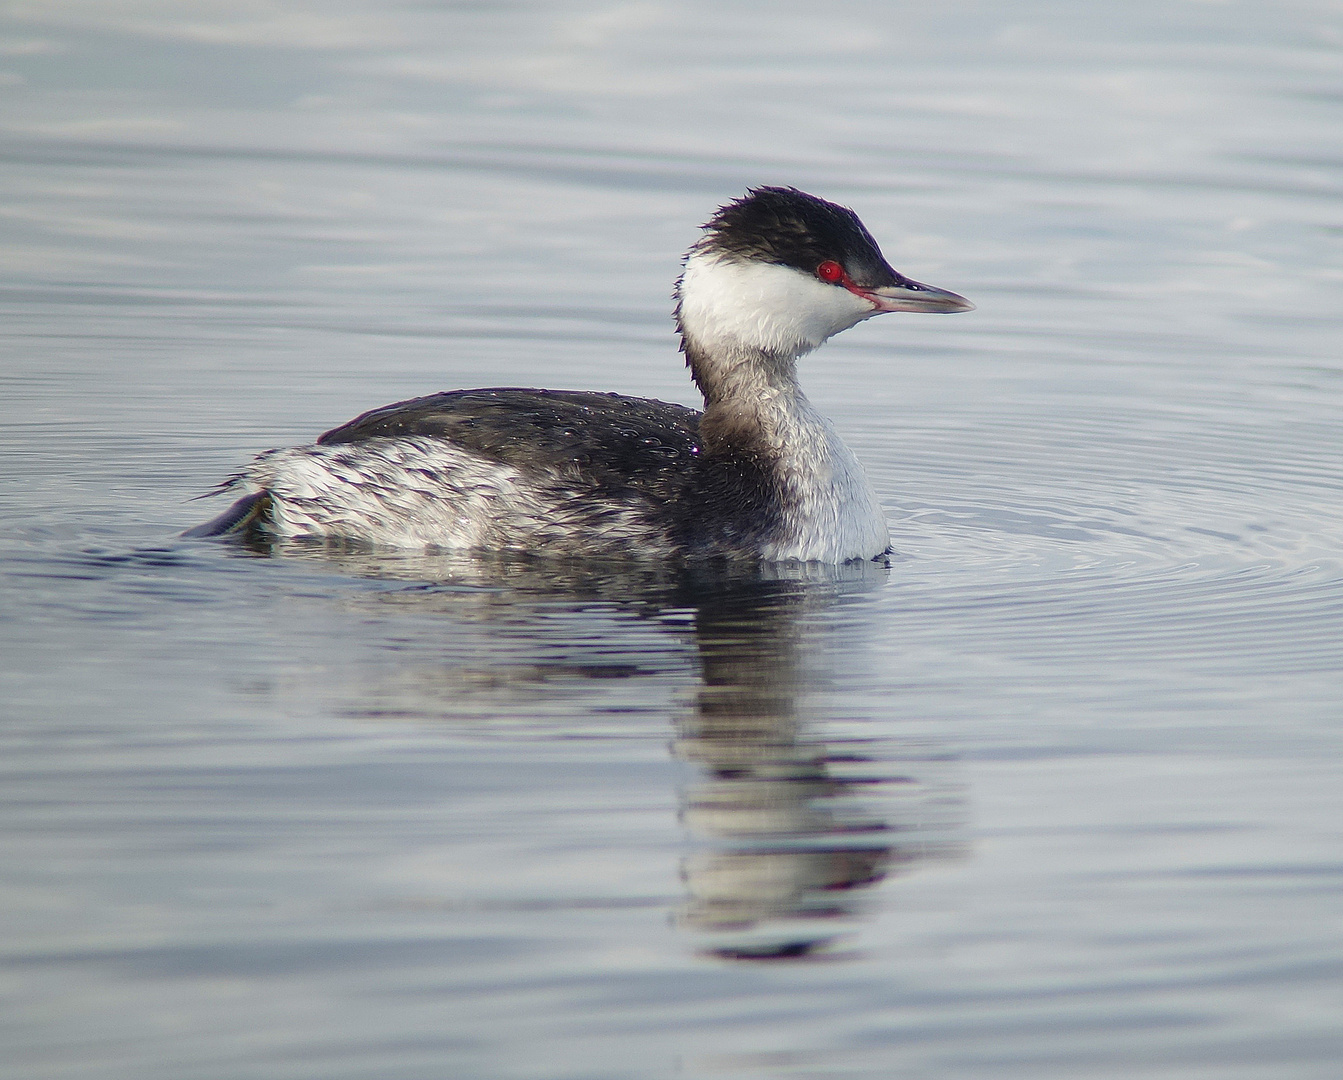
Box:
673;577;918;961
214;541;956;961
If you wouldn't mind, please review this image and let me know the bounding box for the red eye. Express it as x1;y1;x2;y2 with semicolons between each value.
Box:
816;260;844;283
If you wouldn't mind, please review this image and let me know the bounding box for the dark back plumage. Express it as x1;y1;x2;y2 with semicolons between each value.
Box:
318;388;702;503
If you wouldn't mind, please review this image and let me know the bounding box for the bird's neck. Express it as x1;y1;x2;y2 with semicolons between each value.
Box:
681;332;888;562
683;335;805;457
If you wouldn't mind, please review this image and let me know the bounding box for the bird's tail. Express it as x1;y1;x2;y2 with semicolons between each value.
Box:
182;491;273;538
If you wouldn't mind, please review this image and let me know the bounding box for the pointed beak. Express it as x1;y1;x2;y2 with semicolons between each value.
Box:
858;279;975;314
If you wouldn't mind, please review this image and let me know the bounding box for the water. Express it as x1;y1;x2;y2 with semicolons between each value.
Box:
2;1;1342;1076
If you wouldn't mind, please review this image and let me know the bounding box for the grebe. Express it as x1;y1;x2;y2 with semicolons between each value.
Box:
188;187;972;562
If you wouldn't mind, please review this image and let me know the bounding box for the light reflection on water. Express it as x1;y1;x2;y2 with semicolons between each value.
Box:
2;0;1343;1076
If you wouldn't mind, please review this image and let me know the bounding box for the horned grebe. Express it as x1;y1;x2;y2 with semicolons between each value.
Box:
188;187;972;562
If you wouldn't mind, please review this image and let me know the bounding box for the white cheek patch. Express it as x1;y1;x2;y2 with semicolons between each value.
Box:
678;252;877;356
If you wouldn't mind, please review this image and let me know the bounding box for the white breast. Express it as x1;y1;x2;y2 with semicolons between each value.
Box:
756;395;890;563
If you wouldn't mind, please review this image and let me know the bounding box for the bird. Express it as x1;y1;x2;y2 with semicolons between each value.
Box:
187;187;972;563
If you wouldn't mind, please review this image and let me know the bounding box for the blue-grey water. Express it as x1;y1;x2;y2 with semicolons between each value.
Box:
2;2;1342;1078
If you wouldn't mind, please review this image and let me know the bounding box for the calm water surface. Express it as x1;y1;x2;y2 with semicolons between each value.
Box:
2;2;1342;1077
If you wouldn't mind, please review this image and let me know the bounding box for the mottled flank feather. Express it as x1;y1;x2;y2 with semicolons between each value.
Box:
244;436;668;553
